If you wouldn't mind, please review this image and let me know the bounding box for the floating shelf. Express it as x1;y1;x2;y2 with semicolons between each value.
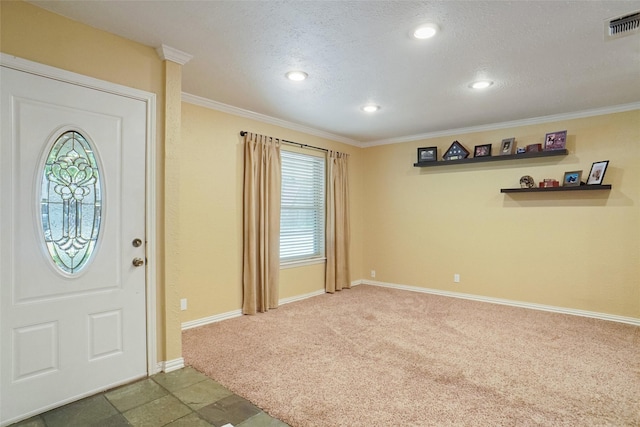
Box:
414;149;568;167
500;185;612;193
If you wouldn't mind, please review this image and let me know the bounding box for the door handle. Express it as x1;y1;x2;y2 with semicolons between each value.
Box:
132;258;145;267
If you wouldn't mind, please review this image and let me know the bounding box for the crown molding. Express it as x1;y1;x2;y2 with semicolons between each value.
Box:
362;102;640;147
181;90;639;149
182;92;362;147
156;44;193;65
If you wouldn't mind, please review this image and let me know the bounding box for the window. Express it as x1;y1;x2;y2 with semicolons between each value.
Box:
40;130;102;274
280;150;325;263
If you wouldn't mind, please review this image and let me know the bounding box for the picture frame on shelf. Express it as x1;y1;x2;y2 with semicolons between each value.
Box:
587;160;609;185
443;141;470;160
417;146;437;163
500;138;515;155
544;130;567;151
526;143;542;153
562;170;582;187
474;144;492;158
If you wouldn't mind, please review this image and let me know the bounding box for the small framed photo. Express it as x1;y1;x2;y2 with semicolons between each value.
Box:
544;130;567;151
562;170;582;187
526;143;542;153
417;146;437;162
586;160;609;185
500;138;515;155
474;144;492;158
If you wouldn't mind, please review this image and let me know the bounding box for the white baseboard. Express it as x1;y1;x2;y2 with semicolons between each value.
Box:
181;309;243;331
181;288;334;331
158;357;185;373
279;289;326;305
364;280;640;326
179;278;638;334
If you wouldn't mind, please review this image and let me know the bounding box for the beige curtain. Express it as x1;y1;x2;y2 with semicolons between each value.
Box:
242;132;281;314
325;150;350;293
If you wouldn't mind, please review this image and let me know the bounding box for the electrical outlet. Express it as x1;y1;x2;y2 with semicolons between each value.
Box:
371;270;376;278
180;298;187;310
454;274;460;283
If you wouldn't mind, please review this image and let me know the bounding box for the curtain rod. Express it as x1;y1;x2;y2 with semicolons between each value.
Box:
240;131;328;153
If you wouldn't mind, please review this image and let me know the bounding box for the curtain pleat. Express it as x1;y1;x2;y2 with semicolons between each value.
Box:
325;150;350;293
242;132;281;314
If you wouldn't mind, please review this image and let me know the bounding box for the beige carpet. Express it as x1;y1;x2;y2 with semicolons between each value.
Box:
183;285;640;426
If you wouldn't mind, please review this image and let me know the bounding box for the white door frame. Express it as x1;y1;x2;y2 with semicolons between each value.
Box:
0;53;159;375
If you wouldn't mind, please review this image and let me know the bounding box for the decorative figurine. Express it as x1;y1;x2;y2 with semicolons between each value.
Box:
520;175;535;188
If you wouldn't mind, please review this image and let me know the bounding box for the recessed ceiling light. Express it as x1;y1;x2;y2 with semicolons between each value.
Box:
413;23;439;39
362;104;380;113
470;80;494;89
285;71;308;81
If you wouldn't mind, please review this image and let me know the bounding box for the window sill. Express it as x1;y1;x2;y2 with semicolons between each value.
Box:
280;257;326;269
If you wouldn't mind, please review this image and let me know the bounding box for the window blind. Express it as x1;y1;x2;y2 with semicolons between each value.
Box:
280;150;325;262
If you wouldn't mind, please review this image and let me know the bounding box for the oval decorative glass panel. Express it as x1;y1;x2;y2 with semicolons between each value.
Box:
40;130;102;274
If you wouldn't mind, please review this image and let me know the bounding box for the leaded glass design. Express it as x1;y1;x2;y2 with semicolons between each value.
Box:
41;131;102;274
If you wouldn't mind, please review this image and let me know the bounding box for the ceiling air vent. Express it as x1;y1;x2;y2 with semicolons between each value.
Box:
605;11;640;40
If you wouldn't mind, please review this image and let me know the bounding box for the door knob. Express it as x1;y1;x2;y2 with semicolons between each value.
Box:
132;257;145;267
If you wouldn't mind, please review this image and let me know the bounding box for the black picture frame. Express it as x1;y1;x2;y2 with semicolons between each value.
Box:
474;144;492;158
417;146;437;163
544;130;567;151
562;170;582;187
586;160;609;185
500;138;515;155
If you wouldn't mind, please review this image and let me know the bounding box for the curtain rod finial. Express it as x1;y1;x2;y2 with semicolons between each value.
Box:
240;131;247;137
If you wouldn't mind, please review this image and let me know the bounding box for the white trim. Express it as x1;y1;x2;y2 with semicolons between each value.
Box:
1;54;157;102
144;90;159;375
182;92;360;147
0;53;159;375
183;91;639;149
178;276;640;332
362;102;640;147
279;289;325;305
156;44;193;65
181;289;327;331
181;309;243;331
160;357;185;373
364;280;640;326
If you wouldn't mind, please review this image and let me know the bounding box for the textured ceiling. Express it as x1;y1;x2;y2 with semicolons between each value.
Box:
28;1;640;145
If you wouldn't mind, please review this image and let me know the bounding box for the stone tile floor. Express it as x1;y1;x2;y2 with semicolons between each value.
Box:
10;367;289;427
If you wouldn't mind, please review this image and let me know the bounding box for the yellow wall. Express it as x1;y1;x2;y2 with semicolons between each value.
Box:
362;111;640;318
3;2;638;370
179;102;364;321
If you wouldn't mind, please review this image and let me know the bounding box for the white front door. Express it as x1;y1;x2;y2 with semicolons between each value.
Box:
1;66;148;425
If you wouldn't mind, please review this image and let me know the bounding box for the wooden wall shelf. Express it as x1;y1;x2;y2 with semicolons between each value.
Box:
414;149;568;167
500;185;612;193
